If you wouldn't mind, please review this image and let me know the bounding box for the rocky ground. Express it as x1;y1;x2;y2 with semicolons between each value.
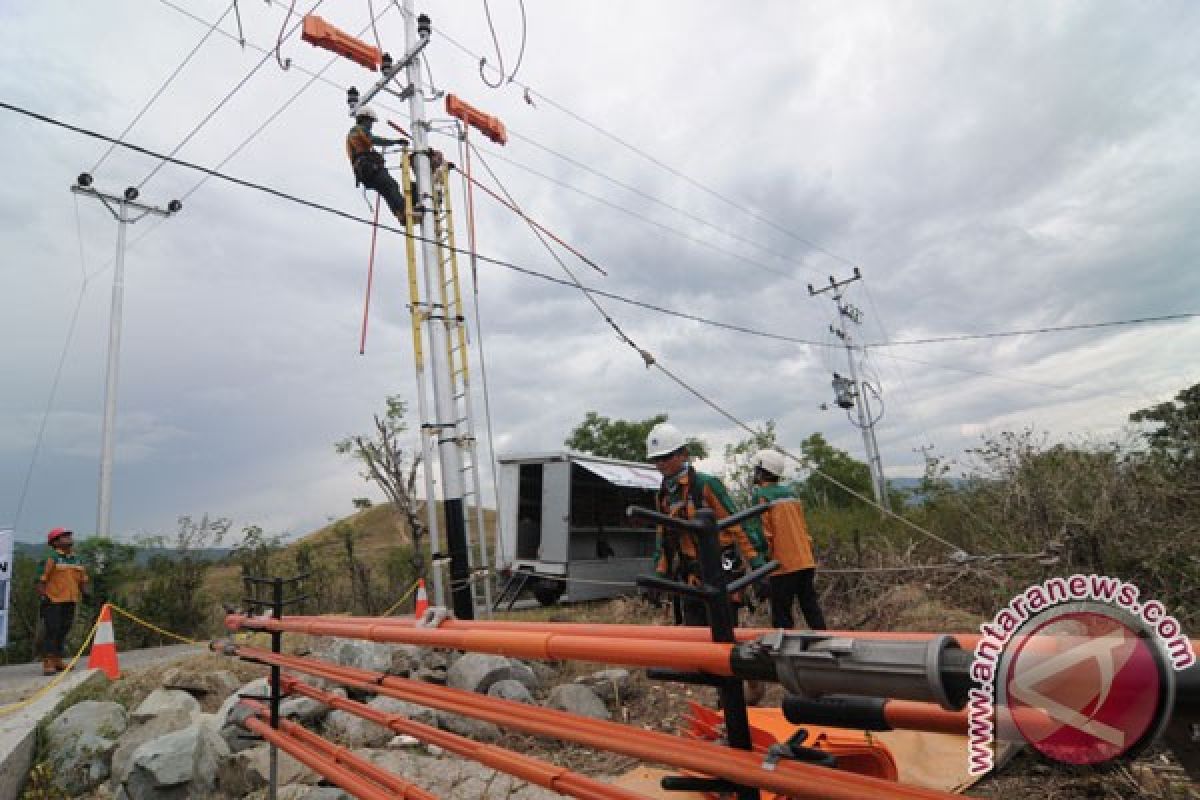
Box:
20;595;1200;799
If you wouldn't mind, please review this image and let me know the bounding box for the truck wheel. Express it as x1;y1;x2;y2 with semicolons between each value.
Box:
533;579;565;606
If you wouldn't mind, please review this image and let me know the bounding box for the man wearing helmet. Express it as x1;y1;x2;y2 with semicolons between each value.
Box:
749;449;826;630
36;528;89;674
645;423;767;626
346;106;412;223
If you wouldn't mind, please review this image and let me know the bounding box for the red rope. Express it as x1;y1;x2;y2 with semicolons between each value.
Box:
454;162;607;277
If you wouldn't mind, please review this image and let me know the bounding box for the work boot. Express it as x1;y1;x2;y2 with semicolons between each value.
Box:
52;656;68;672
42;658;56;676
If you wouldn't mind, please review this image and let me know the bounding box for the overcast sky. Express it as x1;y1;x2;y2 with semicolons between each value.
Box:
2;1;1198;545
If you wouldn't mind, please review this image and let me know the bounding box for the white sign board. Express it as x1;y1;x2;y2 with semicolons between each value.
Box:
0;528;12;648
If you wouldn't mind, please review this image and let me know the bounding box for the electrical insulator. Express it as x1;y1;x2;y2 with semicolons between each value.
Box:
832;373;856;410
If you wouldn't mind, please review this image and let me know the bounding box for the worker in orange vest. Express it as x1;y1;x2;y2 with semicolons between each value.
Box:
36;528;89;674
749;450;826;630
647;423;767;626
345;107;411;222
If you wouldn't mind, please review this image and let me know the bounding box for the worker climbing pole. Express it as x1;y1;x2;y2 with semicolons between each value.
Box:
304;5;508;619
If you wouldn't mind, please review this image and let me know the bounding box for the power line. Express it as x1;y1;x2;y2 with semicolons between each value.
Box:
504;129;816;275
466;131;963;554
0;102;1108;557
13;100;1193;366
13;199;91;534
79;2;396;285
91;0;238;174
866;313;1200;347
155;0;819;287
477;148;795;279
430;26;860;270
137;0;325;190
1;101;833;353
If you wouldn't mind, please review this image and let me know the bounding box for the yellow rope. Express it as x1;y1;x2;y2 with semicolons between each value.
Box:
0;613;101;717
381;579;422;617
108;604;197;645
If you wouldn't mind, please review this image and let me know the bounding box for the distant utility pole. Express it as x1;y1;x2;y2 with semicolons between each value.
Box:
70;173;181;538
808;268;891;511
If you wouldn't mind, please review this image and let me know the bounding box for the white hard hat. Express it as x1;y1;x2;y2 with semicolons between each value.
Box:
355;106;379;121
646;423;686;460
752;449;787;478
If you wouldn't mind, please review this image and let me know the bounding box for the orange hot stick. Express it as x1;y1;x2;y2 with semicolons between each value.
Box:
220;641;965;800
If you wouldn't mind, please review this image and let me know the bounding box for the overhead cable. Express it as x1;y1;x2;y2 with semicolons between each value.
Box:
478;148;795;279
866;313;1200;346
431;25;859;269
13;200;91;534
91;0;238;174
138;0;325;189
14;102;1189;364
466;137;966;555
156;0;818;284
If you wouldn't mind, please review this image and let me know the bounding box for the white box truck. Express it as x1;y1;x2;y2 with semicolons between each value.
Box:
494;452;661;607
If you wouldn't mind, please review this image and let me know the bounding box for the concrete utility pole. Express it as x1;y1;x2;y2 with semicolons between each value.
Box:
400;2;475;619
808;268;891;511
70;174;180;538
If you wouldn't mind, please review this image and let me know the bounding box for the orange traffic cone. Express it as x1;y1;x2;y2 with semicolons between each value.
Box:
414;579;429;617
87;603;120;680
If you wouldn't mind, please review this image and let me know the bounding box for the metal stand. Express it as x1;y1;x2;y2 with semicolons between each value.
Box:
242;573;310;800
628;502;779;800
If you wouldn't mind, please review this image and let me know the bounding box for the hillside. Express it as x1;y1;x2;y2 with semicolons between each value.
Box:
202;501;497;619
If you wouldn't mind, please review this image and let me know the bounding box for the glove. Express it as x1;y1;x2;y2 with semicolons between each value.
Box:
750;555;766;570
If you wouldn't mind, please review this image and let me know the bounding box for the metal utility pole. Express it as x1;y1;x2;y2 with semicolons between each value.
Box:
400;2;475;619
71;174;180;538
315;5;475;617
808;268;891;511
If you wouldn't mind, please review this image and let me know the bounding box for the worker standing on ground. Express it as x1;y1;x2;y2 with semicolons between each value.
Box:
646;423;767;626
36;528;88;675
749;450;826;630
345;106;411;222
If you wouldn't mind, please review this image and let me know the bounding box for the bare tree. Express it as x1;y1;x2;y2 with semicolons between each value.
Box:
335;396;427;579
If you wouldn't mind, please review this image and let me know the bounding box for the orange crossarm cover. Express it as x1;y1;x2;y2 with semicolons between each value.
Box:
301;15;381;71
446;93;508;145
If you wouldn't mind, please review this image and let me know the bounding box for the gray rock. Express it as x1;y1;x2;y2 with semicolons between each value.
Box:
323;709;391;748
575;668;631;702
446;653;517;694
216;677;270;727
368;695;438;727
434;711;502;742
270;786;352;800
216;744;317;797
422;650;451;671
413;667;447;684
280;692;331;725
46;699;127;744
527;660;561;687
505;661;541;692
546;684;610;720
357;748;561;799
486;679;533;704
120;721;229;799
389;644;426;676
111;709;193;783
131;689;201;723
162;666;241;698
323;639;395;673
324;694;439;747
46;700;128;793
